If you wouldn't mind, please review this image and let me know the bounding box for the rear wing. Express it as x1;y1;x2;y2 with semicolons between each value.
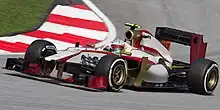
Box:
155;27;207;64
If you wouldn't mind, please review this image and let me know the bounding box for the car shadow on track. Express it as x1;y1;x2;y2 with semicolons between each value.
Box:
3;72;105;92
122;85;191;94
2;72;199;95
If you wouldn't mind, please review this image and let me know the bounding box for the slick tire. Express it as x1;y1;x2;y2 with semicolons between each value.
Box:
94;54;127;92
24;39;57;62
24;40;57;75
187;58;219;95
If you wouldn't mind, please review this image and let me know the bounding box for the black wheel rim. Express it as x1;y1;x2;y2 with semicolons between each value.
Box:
112;64;126;85
42;49;56;57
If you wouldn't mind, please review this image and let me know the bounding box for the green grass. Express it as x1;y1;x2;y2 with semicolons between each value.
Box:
0;0;54;35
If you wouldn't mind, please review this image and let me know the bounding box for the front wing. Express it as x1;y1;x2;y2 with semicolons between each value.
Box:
4;57;109;90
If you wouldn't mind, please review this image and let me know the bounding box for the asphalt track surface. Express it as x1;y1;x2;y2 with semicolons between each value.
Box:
0;0;220;110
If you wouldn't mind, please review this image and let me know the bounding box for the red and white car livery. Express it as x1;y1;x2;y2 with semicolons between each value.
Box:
4;23;219;95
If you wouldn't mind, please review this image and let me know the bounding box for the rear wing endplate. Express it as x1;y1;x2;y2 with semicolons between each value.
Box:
155;27;207;64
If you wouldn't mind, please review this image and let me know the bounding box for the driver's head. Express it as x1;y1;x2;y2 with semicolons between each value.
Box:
111;39;125;54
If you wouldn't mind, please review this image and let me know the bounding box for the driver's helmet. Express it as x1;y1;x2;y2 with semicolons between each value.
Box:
110;39;125;55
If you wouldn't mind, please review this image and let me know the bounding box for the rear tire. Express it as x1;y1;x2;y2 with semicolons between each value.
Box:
94;54;127;92
187;58;219;95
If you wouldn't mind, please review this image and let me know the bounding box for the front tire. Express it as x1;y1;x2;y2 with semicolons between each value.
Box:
24;40;57;76
187;58;219;95
94;54;127;92
24;40;57;62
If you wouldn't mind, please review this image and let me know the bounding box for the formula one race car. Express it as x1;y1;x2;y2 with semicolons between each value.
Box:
4;23;219;95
